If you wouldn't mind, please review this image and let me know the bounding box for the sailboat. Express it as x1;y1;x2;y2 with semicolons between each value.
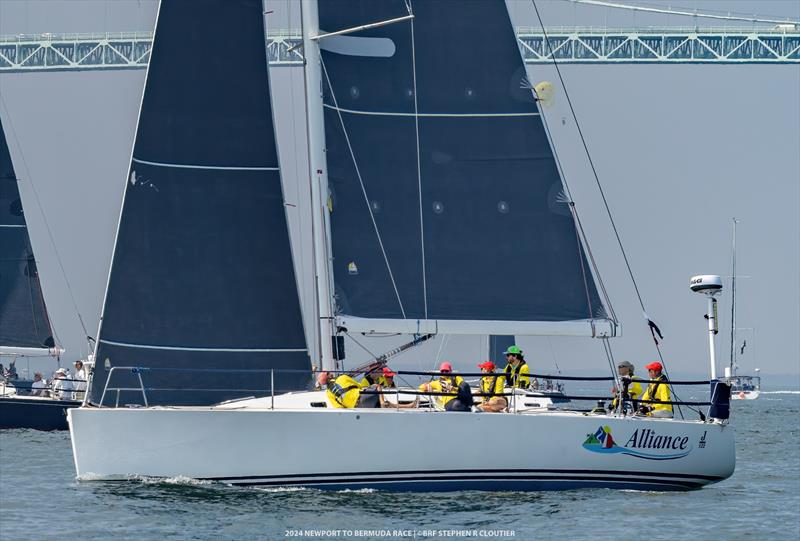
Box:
69;0;734;491
0;113;76;430
725;218;761;400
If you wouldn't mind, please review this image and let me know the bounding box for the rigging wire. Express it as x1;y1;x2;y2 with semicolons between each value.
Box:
319;57;407;319
406;1;429;319
525;43;617;322
344;330;378;360
0;95;90;353
530;0;697;418
545;337;562;374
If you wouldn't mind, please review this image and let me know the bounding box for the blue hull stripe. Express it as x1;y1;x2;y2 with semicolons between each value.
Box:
225;475;702;491
204;468;723;483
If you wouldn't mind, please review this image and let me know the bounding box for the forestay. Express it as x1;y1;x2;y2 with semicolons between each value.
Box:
0;117;56;352
89;0;311;406
318;0;615;337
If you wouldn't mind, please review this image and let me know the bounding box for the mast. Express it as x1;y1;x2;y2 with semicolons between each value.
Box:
729;217;738;377
301;0;336;371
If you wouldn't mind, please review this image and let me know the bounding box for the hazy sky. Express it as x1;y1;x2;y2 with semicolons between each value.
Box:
0;1;798;384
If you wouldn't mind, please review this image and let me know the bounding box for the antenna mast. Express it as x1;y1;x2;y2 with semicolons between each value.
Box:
729;218;739;376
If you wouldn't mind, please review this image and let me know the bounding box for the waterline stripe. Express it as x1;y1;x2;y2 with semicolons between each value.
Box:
0;224;26;228
323;103;540;118
229;476;699;490
206;468;723;482
99;339;306;353
132;158;280;171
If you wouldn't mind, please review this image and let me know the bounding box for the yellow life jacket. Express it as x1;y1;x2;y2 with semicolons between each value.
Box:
419;375;463;408
480;374;504;397
503;361;530;389
326;374;361;408
641;375;672;414
611;376;644;409
359;374;395;389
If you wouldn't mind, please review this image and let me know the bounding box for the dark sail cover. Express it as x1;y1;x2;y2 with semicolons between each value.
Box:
89;0;310;406
319;0;611;335
0;118;55;350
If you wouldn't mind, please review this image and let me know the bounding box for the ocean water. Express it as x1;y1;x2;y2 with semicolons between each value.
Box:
1;393;798;541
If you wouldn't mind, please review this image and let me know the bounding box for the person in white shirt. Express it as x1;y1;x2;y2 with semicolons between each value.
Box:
31;372;48;397
72;360;88;400
51;368;74;401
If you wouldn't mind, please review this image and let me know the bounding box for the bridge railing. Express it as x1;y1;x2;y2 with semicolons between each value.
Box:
1;27;797;72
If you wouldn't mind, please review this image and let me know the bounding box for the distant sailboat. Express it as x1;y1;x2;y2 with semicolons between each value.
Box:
70;0;734;491
0;113;76;430
725;218;760;400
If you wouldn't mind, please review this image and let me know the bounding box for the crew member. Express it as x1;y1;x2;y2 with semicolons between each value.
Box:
419;362;463;410
359;366;397;389
610;360;643;412
639;361;673;418
380;367;397;389
476;361;507;413
444;380;474;412
31;372;48;397
72;360;88;400
51;368;74;401
502;346;530;389
319;371;361;409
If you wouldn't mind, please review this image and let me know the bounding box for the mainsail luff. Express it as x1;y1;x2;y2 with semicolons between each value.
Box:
301;0;338;372
0;116;57;353
88;0;311;406
316;0;615;337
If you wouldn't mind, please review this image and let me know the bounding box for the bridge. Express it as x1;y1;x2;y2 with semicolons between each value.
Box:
1;27;798;72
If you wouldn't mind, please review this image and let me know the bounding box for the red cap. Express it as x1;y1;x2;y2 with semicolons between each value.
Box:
478;361;496;371
382;367;396;377
439;362;453;372
645;362;663;371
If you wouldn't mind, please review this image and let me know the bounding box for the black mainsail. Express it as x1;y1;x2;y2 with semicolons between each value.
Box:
0;117;56;354
317;0;614;337
88;0;311;406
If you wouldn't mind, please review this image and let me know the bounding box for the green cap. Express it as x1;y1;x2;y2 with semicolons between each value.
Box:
503;345;522;355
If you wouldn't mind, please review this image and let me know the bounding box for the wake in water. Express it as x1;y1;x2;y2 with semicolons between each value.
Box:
761;391;800;395
76;473;212;486
255;486;308;493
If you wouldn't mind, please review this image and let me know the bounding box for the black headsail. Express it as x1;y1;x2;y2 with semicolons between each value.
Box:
88;0;310;406
0;117;56;352
317;0;614;337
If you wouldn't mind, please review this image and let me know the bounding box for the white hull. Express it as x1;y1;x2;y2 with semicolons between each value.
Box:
69;396;734;492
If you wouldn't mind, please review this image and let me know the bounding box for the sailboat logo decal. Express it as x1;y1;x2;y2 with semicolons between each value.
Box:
583;426;692;461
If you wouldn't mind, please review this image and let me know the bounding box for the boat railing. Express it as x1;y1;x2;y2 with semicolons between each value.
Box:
98;366;730;418
98;366;317;409
1;377;86;400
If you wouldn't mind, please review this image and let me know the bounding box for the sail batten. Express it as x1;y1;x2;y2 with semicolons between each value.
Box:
131;158;280;171
97;339;307;354
319;0;613;336
322;104;541;118
89;0;311;405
